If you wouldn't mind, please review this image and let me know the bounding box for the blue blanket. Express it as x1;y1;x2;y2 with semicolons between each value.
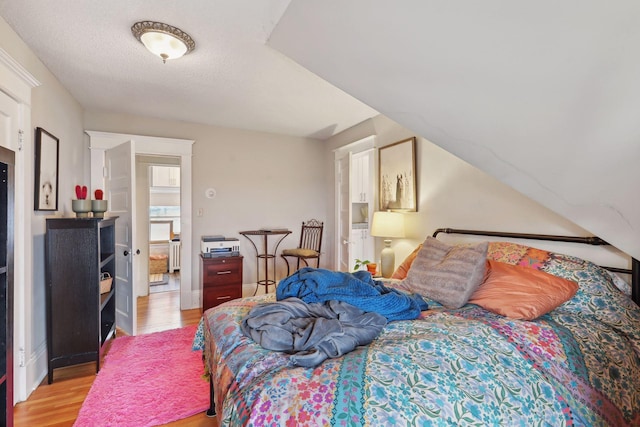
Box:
241;297;387;367
276;267;428;321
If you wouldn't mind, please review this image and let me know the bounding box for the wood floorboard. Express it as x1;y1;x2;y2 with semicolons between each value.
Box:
13;287;217;427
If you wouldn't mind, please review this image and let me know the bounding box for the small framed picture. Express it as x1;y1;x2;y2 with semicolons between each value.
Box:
34;127;59;211
379;137;417;212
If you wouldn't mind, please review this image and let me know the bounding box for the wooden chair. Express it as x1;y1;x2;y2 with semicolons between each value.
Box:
281;219;324;276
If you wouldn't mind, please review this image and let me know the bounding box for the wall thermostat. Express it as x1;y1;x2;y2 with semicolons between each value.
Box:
205;188;216;199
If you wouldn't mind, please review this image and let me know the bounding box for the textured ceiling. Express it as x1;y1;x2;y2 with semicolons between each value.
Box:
0;0;378;140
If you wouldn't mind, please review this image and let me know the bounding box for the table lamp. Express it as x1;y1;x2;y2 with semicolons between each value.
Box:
370;211;405;278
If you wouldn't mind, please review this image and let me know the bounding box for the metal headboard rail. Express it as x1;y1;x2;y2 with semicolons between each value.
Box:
432;228;639;306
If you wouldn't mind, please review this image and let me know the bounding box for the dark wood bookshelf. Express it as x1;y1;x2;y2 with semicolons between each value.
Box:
45;217;117;383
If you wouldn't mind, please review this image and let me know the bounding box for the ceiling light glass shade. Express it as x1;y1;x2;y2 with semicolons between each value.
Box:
132;21;195;63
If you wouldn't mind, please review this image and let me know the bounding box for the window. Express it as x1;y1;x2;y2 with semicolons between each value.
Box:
149;206;180;236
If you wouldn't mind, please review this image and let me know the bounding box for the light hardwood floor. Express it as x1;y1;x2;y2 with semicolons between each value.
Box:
13;290;217;427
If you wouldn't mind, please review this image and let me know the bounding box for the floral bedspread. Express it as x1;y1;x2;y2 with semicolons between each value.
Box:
202;243;640;426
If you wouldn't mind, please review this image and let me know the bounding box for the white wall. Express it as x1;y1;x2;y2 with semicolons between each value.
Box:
325;115;629;273
84;111;329;288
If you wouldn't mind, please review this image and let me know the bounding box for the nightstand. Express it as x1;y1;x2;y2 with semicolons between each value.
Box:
200;255;243;312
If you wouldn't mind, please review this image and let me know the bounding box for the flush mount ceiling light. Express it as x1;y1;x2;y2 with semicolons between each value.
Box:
131;21;195;63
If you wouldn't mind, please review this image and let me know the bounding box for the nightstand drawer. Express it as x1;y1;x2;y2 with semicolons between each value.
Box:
203;258;242;285
203;285;242;309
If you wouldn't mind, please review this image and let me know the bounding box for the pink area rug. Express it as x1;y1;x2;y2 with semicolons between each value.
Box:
74;325;208;427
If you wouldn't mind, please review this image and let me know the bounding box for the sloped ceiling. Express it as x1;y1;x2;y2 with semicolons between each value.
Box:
269;0;640;260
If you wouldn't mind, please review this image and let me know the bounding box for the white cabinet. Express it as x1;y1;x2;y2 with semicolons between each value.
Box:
351;150;373;203
351;228;375;270
151;166;180;187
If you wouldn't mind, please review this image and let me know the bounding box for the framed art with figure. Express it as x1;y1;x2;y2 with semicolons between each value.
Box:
34;127;59;211
379;137;417;212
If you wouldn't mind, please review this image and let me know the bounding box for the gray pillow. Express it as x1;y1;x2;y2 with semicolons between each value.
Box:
402;237;488;309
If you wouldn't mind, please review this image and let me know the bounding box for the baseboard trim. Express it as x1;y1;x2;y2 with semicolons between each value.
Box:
25;342;47;401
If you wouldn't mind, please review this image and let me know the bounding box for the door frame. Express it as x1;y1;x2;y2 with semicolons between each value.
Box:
333;135;376;270
86;131;196;310
0;48;40;403
335;153;352;272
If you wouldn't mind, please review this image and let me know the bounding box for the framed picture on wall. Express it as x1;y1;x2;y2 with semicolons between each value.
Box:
34;127;59;211
379;137;417;212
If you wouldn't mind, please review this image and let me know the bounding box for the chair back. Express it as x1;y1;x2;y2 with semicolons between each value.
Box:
299;219;323;253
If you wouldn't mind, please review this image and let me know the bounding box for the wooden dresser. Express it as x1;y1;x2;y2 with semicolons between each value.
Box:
200;255;243;312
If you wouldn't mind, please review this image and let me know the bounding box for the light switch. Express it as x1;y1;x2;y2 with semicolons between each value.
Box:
197;208;203;217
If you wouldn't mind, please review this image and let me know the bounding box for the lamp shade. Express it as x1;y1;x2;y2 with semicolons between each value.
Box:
370;211;405;238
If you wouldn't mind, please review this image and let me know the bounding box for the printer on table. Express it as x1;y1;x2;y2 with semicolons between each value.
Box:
201;235;240;258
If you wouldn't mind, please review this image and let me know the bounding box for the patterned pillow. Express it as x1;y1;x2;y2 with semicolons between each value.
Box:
487;241;550;269
402;237;488;308
469;260;578;320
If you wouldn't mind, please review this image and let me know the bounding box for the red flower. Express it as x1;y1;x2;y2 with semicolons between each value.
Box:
298;411;311;422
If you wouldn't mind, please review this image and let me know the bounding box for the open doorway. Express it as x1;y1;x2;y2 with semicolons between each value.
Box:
136;157;181;298
88;130;195;318
334;136;376;272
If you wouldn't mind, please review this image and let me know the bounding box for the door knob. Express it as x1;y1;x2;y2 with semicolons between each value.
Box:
124;250;129;256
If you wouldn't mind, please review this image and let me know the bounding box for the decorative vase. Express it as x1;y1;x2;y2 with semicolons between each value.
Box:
91;199;108;218
71;199;92;218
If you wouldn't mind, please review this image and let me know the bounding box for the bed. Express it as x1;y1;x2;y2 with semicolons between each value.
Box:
199;229;640;426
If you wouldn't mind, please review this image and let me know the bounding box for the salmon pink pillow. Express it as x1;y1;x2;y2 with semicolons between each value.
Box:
469;260;578;320
391;244;422;280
